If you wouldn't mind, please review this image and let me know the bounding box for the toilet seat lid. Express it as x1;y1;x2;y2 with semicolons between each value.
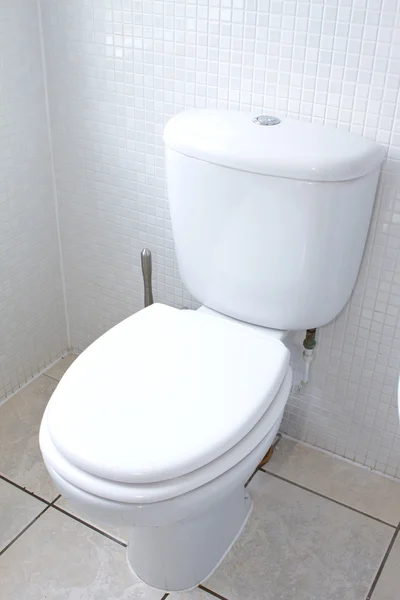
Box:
46;304;290;484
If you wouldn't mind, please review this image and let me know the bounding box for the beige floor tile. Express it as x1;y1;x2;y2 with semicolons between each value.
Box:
0;507;165;600
56;496;129;544
168;588;219;599
205;471;393;600
265;438;400;525
370;534;400;600
44;353;77;381
0;479;46;551
0;375;58;501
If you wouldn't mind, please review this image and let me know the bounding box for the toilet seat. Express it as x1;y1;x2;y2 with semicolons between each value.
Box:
40;368;292;504
45;304;290;489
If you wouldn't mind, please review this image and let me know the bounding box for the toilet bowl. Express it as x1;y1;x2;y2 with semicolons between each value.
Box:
40;303;292;591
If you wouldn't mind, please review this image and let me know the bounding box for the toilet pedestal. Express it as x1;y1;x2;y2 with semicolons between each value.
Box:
127;484;253;592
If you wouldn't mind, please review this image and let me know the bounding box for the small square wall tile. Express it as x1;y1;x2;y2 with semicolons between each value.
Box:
0;376;58;502
0;508;164;600
204;471;393;600
0;1;68;407
44;354;77;381
0;479;46;552
265;438;400;525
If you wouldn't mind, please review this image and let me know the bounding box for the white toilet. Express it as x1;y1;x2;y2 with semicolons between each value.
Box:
40;110;384;592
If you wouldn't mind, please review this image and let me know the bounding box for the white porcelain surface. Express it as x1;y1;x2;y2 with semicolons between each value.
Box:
266;438;400;526
0;480;46;551
0;508;163;600
197;306;288;340
205;471;393;600
0;375;59;501
44;304;289;484
166;144;380;330
164;110;384;181
41;398;285;591
126;484;252;591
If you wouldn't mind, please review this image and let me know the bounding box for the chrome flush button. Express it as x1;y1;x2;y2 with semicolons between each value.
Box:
252;115;281;126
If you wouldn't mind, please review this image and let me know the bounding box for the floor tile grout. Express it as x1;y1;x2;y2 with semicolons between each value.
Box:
1;478;227;598
199;584;230;599
14;498;230;600
260;468;396;529
2;398;397;598
245;466;261;488
0;474;54;506
42;373;61;383
52;504;127;548
365;525;399;599
0;479;228;600
0;504;51;557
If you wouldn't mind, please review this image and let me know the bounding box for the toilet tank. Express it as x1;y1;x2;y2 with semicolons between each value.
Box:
164;110;384;330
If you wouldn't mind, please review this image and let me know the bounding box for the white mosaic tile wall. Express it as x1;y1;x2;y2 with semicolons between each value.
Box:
0;1;68;403
40;0;400;476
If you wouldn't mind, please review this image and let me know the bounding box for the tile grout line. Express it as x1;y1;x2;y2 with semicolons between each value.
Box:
198;584;230;599
52;504;127;548
50;509;228;600
365;525;399;600
41;500;227;600
0;474;53;506
42;373;61;383
0;493;61;557
0;503;52;557
0;355;65;410
245;466;261;488
260;468;396;529
281;434;400;485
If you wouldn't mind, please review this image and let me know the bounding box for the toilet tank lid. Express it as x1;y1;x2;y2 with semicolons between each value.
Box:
164;110;385;182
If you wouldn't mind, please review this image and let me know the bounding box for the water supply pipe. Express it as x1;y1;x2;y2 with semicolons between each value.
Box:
300;328;317;386
141;249;154;307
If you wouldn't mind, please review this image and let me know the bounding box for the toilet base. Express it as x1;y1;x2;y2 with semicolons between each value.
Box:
126;485;253;592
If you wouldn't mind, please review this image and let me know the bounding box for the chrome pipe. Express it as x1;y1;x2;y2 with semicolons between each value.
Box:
141;248;154;307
